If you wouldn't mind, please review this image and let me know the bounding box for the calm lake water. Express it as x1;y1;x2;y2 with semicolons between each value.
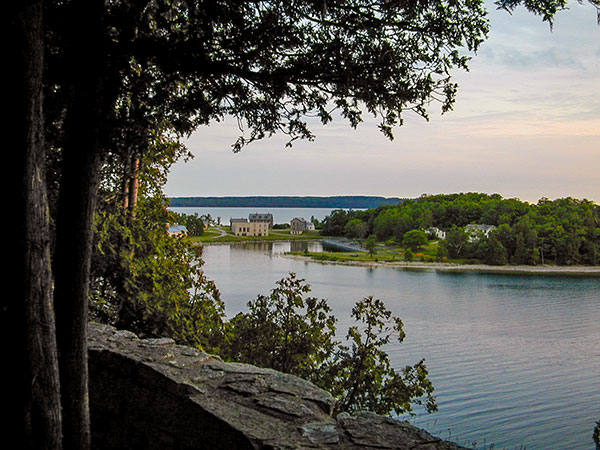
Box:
200;240;600;450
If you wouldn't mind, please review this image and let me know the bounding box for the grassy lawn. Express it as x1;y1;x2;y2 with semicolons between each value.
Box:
287;241;447;264
419;241;440;258
288;249;402;263
196;230;223;239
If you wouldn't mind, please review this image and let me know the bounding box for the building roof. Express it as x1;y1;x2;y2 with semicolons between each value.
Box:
466;224;496;231
167;225;188;234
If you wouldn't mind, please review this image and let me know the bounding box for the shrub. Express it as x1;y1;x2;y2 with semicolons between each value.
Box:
223;274;437;416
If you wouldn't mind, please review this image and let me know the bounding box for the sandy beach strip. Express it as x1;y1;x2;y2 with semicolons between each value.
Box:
281;254;600;276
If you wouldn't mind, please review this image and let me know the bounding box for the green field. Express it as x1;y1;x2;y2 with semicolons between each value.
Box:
287;241;445;263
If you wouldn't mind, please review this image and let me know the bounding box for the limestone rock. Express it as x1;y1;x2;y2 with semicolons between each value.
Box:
88;322;468;450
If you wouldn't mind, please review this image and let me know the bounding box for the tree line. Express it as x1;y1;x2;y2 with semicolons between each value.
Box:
170;195;404;209
321;193;600;266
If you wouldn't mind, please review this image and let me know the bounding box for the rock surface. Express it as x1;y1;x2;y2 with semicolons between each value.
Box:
88;322;468;450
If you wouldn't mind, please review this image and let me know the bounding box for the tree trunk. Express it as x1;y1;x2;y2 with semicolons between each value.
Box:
123;156;140;214
4;1;63;448
52;1;109;449
53;139;101;450
128;157;141;214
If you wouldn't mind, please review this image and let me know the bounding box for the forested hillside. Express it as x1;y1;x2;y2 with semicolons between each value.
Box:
320;193;600;266
169;196;404;208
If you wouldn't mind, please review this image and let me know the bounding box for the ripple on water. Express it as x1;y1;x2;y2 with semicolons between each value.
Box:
201;244;600;450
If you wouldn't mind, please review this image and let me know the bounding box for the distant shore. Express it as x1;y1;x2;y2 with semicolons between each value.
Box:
169;195;403;208
281;254;600;276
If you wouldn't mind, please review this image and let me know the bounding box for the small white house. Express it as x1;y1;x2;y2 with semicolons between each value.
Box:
167;224;188;236
427;227;446;240
465;224;496;242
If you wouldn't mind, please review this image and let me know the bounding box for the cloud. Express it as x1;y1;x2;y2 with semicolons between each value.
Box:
481;46;583;70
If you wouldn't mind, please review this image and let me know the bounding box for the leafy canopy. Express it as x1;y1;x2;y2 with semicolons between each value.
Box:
322;193;600;265
320;295;436;416
91;197;226;353
107;0;489;151
224;273;337;379
402;229;428;251
224;273;436;416
495;0;600;25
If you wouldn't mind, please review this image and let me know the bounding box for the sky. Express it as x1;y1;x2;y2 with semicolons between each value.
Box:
164;1;600;204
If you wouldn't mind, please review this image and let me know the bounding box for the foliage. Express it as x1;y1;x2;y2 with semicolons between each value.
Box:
321;209;351;236
445;226;469;259
485;235;508;266
223;273;336;379
365;235;377;256
495;0;568;24
67;0;490;155
345;218;369;239
317;296;436;416
436;243;449;261
91;198;226;353
310;215;323;229
170;196;402;209
495;0;600;25
323;193;600;266
172;212;205;236
223;275;436;416
402;230;428;251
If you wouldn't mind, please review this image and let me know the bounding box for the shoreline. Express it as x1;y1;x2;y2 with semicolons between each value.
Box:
196;237;323;245
281;254;600;276
198;239;600;276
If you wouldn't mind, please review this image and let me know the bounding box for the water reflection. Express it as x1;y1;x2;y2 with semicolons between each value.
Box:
235;241;276;253
290;240;316;253
201;243;600;450
223;240;325;255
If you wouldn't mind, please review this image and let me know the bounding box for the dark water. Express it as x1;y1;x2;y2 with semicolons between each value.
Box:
201;242;600;450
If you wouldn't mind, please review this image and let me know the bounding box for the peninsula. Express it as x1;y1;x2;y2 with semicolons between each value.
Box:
169;195;404;209
172;192;600;274
282;253;600;276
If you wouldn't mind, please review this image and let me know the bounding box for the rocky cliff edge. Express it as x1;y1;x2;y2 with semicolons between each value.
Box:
88;322;468;450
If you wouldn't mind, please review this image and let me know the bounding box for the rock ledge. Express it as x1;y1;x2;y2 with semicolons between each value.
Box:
88;322;467;450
